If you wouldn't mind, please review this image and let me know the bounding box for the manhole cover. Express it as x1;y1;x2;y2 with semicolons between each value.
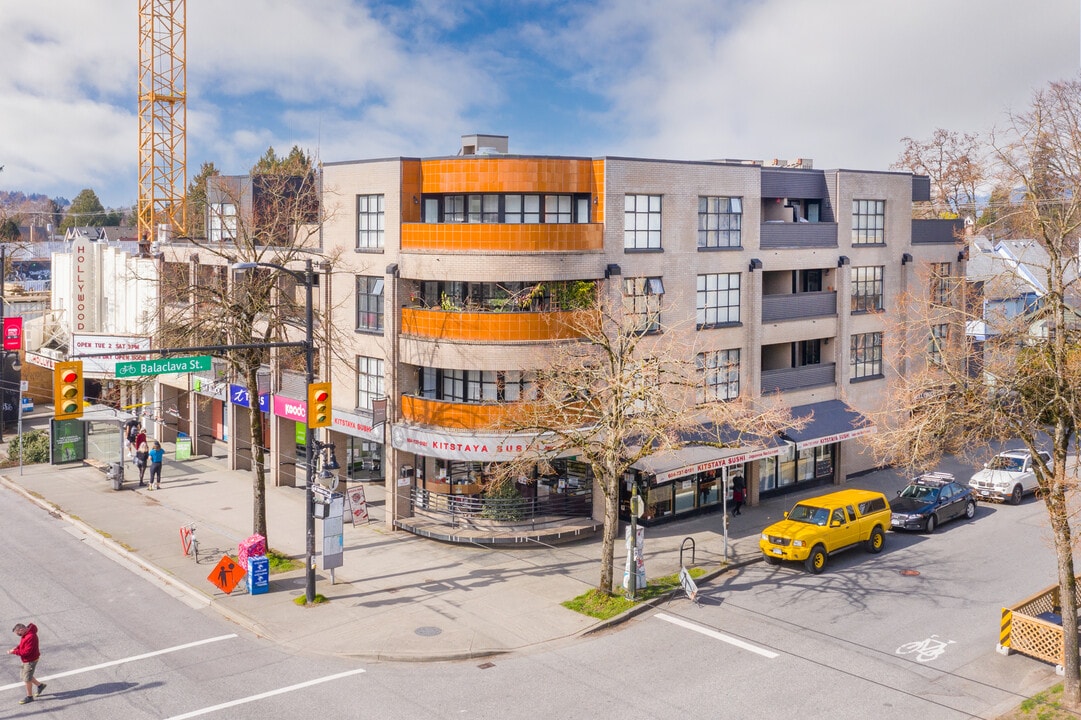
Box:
900;569;921;576
415;626;442;637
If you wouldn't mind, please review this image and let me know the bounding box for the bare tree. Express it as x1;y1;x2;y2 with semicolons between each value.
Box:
871;78;1081;706
497;288;797;595
893;128;985;220
159;150;335;546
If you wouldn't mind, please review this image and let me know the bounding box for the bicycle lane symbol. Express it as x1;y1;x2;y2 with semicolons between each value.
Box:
895;634;956;662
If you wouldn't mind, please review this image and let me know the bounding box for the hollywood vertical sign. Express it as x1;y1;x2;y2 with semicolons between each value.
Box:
71;239;100;332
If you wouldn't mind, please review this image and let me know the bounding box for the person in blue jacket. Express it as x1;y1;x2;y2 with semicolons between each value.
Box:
148;440;165;490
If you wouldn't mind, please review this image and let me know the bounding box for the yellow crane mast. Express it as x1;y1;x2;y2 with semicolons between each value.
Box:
137;0;186;242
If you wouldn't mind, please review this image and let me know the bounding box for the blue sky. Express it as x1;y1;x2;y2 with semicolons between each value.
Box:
1;0;1079;210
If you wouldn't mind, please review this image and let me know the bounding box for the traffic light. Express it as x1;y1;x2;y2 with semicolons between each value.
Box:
307;382;332;428
54;360;84;420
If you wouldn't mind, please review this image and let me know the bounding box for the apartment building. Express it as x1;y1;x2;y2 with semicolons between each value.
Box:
310;135;962;536
150;135;960;539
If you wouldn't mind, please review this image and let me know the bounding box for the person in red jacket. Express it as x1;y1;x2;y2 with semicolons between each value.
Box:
8;623;46;704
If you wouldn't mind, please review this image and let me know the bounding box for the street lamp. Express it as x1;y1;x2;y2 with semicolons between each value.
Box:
232;258;319;604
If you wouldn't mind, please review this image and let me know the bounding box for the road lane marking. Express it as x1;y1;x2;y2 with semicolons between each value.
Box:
656;613;779;659
0;634;238;692
163;668;367;719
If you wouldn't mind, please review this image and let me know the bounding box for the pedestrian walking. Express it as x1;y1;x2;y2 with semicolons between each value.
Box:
731;476;745;516
135;438;150;486
148;440;164;490
124;418;140;457
8;623;45;705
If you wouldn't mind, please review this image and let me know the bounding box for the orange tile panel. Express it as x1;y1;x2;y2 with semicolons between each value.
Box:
400;222;602;252
401;308;586;341
419;158;594;193
401;394;521;430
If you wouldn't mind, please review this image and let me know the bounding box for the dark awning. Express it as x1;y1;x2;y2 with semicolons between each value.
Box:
782;400;874;451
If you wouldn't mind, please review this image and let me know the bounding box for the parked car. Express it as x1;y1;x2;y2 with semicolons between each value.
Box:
969;449;1052;505
759;489;891;574
889;472;976;533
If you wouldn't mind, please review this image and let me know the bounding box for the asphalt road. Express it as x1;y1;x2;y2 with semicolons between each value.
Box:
0;462;1064;720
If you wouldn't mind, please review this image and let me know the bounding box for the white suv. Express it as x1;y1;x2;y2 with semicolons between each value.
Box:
969;449;1052;505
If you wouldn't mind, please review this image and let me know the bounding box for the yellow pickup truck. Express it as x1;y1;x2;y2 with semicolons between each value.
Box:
759;488;891;573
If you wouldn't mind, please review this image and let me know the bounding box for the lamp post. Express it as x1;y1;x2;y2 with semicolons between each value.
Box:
232;258;318;604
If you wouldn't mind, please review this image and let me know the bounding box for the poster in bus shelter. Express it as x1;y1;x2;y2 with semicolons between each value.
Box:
50;419;87;464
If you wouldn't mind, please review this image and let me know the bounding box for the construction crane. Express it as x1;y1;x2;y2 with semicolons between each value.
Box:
137;0;186;243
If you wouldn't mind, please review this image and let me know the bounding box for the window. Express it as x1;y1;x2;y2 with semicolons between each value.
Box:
850;332;883;379
698;197;742;248
468;194;500;223
696;273;741;327
624;194;662;249
356;356;384;410
356;194;385;249
355;276;384;332
697;349;740;403
505;194;540;224
852;199;885;245
930;262;952;305
851;266;884;312
444;195;465;223
929;323;948;365
208;203;236;242
422;368;531;403
545;195;572;223
623;277;664;333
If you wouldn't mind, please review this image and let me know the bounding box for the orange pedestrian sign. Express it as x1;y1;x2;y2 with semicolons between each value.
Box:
208;555;246;594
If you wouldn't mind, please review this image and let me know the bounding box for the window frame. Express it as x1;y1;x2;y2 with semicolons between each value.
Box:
852;199;885;245
623;276;664;333
356;356;385;410
208;202;237;242
696;273;741;328
850;266;884;313
697;196;743;249
930;262;952;306
624;194;662;250
928;323;948;365
355;275;385;333
696;348;741;403
356;194;385;250
850;331;883;380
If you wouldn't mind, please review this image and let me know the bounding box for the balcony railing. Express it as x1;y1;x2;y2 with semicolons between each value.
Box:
411;487;593;529
401;307;587;342
759;222;838;249
760;362;836;393
761;291;837;322
401;222;603;253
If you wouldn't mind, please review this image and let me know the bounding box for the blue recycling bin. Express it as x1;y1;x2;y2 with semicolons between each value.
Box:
246;555;269;595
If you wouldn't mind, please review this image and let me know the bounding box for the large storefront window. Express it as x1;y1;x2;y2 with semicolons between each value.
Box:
345;438;382;481
628;465;742;525
759;444;834;496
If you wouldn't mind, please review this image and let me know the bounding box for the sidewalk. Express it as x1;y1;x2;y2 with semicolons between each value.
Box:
0;446;910;661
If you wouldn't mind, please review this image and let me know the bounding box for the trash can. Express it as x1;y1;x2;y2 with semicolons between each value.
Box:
107;462;124;491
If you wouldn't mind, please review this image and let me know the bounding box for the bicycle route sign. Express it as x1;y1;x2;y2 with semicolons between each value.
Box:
115;355;212;378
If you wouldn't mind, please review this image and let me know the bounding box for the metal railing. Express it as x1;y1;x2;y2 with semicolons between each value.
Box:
411;487;593;529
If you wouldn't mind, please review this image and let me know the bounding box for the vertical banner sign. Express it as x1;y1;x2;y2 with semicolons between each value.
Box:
2;317;22;351
622;526;646;591
344;485;369;525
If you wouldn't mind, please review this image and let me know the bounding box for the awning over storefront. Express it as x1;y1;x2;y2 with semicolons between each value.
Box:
632;438;788;484
782;400;874;451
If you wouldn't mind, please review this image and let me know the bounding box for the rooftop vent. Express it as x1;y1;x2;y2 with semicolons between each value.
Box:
460;134;509;156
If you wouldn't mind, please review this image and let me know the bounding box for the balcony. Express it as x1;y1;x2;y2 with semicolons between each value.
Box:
401;222;603;253
401;308;587;342
912;219;963;244
761;291;837;322
760;363;836;393
759;222;838;249
402;394;521;430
